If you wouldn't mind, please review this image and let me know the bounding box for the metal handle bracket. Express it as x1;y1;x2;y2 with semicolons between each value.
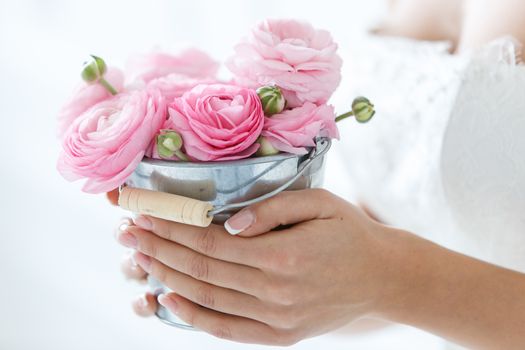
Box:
208;137;331;216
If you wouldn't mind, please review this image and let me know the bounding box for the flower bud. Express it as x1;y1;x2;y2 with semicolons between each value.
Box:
81;55;108;83
255;136;280;156
257;86;286;116
157;130;184;159
352;96;375;123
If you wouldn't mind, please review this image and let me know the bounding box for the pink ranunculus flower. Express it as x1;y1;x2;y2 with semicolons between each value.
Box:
163;84;264;161
227;19;342;108
57;67;124;138
261;102;340;155
57;88;166;193
147;73;217;101
126;48;219;84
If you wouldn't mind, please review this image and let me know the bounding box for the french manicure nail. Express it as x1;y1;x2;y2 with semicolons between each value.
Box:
134;215;152;230
118;231;138;249
224;209;254;235
136;294;149;308
114;219;130;240
118;221;129;232
128;252;138;268
158;294;179;314
134;252;152;273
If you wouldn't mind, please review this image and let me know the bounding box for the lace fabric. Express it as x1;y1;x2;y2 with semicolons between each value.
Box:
334;34;525;272
442;38;525;270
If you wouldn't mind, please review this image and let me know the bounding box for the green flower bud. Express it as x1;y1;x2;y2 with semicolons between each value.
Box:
351;96;375;123
157;130;184;159
255;136;280;157
257;86;286;116
81;55;108;83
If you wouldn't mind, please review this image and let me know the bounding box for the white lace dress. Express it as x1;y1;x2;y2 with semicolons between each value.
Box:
328;35;525;347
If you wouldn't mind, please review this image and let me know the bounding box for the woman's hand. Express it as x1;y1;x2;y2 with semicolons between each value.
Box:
115;217;160;317
115;189;404;345
115;188;525;348
108;191;159;316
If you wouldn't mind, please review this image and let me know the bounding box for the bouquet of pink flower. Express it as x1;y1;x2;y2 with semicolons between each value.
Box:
57;19;374;194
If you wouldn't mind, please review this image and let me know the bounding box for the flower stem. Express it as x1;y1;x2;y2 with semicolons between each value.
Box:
335;111;354;123
174;150;189;162
99;77;118;95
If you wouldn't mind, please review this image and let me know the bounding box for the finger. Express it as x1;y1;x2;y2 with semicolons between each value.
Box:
114;217;133;241
120;251;148;282
125;228;265;297
106;188;119;206
158;293;296;346
224;189;338;237
131;293;158;317
132;215;263;266
134;252;269;323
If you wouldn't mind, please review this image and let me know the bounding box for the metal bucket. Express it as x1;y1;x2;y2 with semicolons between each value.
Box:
124;137;331;329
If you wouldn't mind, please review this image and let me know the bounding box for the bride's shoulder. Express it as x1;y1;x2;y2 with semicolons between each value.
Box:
376;0;462;50
459;0;525;52
378;0;525;53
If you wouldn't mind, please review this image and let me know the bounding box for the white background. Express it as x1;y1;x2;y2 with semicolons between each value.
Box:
0;1;445;349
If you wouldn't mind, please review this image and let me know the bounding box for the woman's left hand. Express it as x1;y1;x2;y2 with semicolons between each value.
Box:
116;189;403;345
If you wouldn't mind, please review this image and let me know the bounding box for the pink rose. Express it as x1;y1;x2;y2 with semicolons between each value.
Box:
261;102;339;155
57;67;124;138
163;84;264;161
126;48;219;84
227;19;342;108
57;89;166;193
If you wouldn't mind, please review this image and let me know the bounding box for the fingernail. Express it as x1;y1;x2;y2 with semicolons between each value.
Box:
128;252;138;269
134;252;152;273
136;294;149;308
224;209;254;235
123;250;139;268
114;219;130;240
118;231;138;249
134;215;152;230
158;294;178;314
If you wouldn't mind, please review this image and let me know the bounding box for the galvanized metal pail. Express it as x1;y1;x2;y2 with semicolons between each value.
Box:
123;137;331;329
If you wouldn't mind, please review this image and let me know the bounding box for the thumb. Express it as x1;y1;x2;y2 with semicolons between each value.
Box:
224;189;335;237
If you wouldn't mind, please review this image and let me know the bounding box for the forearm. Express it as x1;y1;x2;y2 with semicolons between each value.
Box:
376;228;525;349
